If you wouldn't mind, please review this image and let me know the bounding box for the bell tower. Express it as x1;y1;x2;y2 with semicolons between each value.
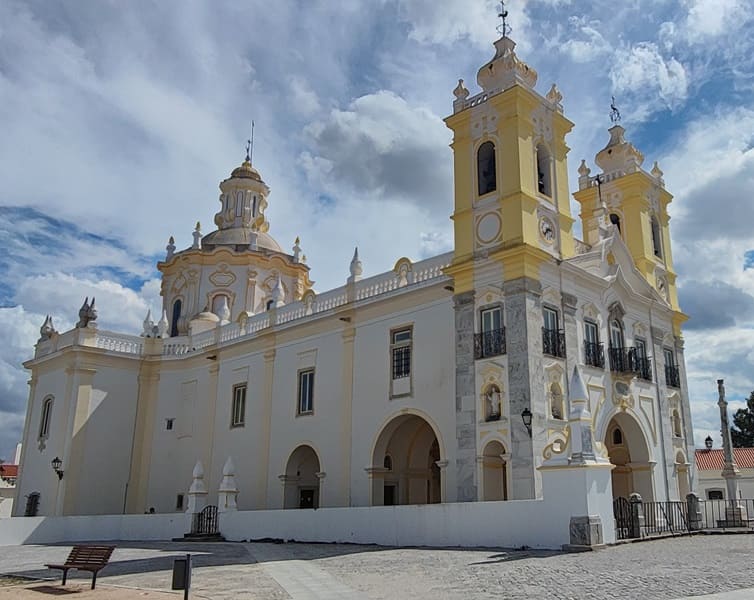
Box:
573;123;682;329
444;32;576;293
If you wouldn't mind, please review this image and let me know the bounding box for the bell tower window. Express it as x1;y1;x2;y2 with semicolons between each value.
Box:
536;144;552;197
651;216;662;258
170;299;182;338
477;141;496;196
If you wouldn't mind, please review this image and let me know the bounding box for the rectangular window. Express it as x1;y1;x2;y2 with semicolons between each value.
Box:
584;321;599;345
231;384;247;427
391;328;412;380
635;338;647;358
543;307;559;332
481;307;502;333
166;418;175;431
664;347;681;388
298;369;315;415
663;347;675;367
176;493;184;510
583;320;604;368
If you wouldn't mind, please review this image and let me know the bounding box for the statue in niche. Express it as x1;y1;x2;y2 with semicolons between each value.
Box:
485;384;502;421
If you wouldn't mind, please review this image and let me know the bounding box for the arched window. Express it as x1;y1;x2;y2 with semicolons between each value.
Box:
536;144;552;197
609;319;625;350
383;455;392;470
170;299;182;338
477;142;497;196
612;428;623;445
651;216;662;258
24;492;40;517
39;396;53;439
610;213;621;233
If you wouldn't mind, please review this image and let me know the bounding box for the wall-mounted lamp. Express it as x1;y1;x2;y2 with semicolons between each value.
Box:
521;408;533;438
704;435;713;451
51;456;64;480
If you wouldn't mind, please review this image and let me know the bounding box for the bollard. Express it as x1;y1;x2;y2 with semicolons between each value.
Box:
629;493;644;539
172;553;192;600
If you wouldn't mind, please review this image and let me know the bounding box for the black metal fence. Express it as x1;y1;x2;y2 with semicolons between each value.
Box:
474;328;506;359
584;342;605;368
613;496;754;541
542;328;566;358
608;347;653;381
192;505;219;535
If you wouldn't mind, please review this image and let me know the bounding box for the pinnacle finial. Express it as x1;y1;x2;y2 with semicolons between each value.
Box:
610;96;621;124
246;120;255;164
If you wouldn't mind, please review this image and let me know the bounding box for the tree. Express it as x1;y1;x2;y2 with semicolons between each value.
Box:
731;390;754;448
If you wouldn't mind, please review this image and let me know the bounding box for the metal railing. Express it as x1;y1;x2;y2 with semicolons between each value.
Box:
665;364;681;388
474;328;506;359
542;328;566;358
608;347;652;381
191;505;219;535
584;342;605;369
699;499;754;530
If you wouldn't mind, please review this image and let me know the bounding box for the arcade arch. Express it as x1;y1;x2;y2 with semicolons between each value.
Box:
283;445;321;509
480;440;508;501
604;412;654;501
370;413;443;506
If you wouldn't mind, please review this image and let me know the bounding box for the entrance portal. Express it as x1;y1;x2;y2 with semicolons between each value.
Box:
481;440;508;501
605;413;654;501
371;414;442;505
283;445;321;509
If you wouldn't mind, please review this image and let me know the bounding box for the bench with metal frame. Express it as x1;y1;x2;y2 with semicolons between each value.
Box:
45;544;115;589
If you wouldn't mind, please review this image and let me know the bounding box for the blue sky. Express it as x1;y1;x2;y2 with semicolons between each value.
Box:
1;0;753;461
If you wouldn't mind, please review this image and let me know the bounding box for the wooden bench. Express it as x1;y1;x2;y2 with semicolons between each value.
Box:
45;544;115;589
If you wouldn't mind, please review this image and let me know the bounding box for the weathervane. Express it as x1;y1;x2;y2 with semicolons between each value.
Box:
497;1;511;38
246;120;255;163
609;96;621;124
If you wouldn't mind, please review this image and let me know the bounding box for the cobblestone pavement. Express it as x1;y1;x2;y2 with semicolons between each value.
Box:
0;534;752;599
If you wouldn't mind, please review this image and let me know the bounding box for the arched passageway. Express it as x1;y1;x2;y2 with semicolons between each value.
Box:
371;414;443;506
283;445;321;509
481;440;508;501
605;413;654;501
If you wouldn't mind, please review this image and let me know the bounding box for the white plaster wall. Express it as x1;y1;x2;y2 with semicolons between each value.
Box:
73;366;140;515
0;513;189;546
350;297;456;506
13;368;69;517
698;470;754;500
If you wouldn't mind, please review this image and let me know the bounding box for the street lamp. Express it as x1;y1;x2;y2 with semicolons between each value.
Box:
521;408;533;437
704;436;713;451
51;456;64;480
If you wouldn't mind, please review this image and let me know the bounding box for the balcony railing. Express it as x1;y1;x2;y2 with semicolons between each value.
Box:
474;328;506;359
584;342;605;369
665;364;681;388
609;347;653;381
542;328;566;358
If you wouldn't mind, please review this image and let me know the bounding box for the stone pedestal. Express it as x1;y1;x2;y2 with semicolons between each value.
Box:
218;457;238;513
186;460;208;515
686;492;702;531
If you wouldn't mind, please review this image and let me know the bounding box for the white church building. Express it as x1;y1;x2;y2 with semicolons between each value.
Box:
13;31;695;532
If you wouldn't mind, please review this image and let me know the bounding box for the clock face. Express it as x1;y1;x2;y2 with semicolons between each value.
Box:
539;217;555;242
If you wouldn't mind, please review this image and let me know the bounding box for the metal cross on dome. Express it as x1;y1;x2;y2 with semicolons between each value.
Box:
497;1;511;38
610;96;621;124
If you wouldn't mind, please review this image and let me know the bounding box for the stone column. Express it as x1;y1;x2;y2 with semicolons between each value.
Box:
503;277;544;499
453;291;477;502
718;380;743;523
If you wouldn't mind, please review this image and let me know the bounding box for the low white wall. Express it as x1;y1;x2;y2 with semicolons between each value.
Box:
0;513;190;546
221;497;572;550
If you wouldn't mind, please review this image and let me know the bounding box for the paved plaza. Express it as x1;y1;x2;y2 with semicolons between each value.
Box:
0;534;753;599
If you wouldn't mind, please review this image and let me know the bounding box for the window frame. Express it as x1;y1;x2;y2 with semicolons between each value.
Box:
481;306;502;334
231;383;247;428
543;306;559;332
38;396;53;441
651;215;663;258
390;326;413;381
297;368;315;415
476;141;497;197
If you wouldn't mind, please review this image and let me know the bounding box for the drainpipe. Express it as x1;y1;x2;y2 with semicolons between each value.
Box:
648;300;671;502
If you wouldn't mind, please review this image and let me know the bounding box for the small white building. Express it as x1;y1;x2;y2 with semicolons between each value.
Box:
695;448;754;500
12;31;695;531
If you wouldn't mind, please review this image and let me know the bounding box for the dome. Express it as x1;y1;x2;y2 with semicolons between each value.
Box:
229;159;263;182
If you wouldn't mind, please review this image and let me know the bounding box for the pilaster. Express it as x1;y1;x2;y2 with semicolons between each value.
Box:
126;365;160;514
340;324;356;506
453;290;477;502
503;276;544;499
260;346;276;508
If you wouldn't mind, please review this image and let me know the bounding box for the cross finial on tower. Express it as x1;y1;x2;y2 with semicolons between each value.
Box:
246;121;255;163
610;96;621;124
497;1;511;38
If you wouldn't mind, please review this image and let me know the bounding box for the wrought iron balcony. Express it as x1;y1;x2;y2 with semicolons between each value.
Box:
609;347;653;381
665;364;681;388
584;342;605;369
542;328;566;358
474;327;506;359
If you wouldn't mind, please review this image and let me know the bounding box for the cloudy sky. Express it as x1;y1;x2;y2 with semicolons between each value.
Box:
1;0;753;461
